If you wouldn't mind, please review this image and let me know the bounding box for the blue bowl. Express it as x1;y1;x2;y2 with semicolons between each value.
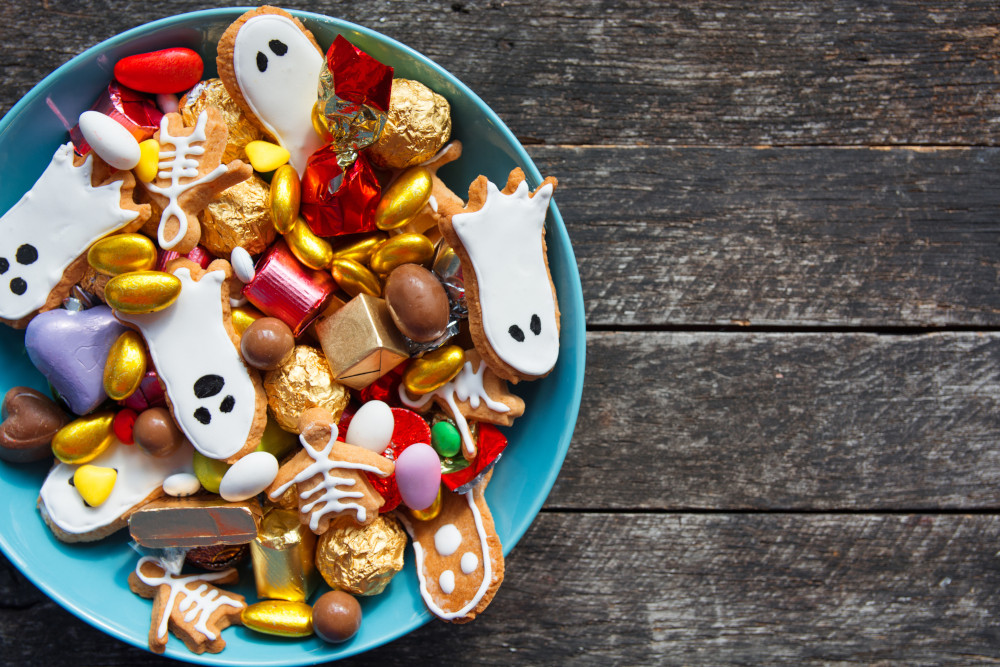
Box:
0;8;584;665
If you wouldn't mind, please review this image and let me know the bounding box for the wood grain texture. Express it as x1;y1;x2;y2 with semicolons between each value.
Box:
5;513;1000;665
528;145;1000;327
2;1;1000;147
552;331;1000;510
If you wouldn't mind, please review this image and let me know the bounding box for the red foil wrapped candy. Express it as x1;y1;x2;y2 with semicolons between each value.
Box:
70;82;163;154
300;149;380;238
242;238;336;336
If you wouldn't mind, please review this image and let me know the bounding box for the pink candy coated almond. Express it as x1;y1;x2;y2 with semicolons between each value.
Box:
113;48;204;94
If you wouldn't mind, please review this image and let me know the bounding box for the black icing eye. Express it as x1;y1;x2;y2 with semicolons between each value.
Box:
530;314;541;336
194;407;211;425
220;395;235;413
16;244;37;265
256;51;268;72
269;39;288;56
194;374;225;398
0;258;8;274
508;324;525;342
9;278;26;296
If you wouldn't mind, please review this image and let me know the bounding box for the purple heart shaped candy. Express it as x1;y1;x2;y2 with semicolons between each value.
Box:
25;306;128;415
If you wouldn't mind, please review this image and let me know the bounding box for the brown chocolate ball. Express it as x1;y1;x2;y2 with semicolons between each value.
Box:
133;407;185;457
241;317;295;370
384;263;450;343
312;591;362;643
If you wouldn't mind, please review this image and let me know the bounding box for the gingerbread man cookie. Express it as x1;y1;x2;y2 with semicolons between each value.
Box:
0;144;149;328
128;556;245;654
266;407;394;534
438;168;559;383
216;6;326;176
142;107;252;252
115;259;267;463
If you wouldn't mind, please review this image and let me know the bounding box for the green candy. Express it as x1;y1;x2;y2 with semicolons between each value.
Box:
192;450;231;494
431;420;462;458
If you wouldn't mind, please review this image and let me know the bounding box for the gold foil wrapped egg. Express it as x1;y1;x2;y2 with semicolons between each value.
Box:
374;167;433;231
315;514;407;596
87;234;157;276
181;78;268;163
330;233;387;264
402;345;466;395
330;258;381;298
103;330;147;400
287;219;334;270
52;412;115;464
231;305;264;337
370;79;451;169
201;175;277;256
369;234;435;275
263;345;349;432
104;271;182;314
242;600;314;638
270;165;301;234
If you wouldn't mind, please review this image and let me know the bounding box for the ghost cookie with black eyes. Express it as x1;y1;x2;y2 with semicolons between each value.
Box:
0;145;149;328
438;169;560;383
216;6;326;176
115;259;267;463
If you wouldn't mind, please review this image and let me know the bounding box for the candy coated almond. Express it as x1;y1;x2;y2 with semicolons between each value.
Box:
245;141;290;172
135;140;160;183
78;111;141;171
242;600;314;637
375;167;432;230
113;48;204;94
270;165;300;234
103;330;147;400
105;271;182;313
52;412;115;464
88;233;157;276
402;345;465;395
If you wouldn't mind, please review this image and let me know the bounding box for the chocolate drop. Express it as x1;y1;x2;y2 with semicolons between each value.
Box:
241;317;295;370
312;590;362;643
133;407;186;457
384;263;449;343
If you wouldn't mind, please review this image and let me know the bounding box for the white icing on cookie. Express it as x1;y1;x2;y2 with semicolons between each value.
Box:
439;570;455;595
461;551;478;574
451;179;558;376
0;144;139;321
117;267;257;461
434;523;462;557
39;440;193;535
232;14;325;175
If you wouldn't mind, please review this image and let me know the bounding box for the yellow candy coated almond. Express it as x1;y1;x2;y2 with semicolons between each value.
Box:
105;271;182;314
103;330;147;400
286;219;333;270
270;165;301;234
330;258;381;298
87;233;157;276
402;345;465;395
192;450;230;495
369;234;435;275
375;167;433;230
52;412;115;464
73;464;118;507
241;600;314;637
231;305;264;337
330;232;387;264
246;140;291;172
135;140;160;183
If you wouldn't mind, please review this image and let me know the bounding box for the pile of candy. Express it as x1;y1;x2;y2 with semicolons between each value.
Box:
0;6;559;655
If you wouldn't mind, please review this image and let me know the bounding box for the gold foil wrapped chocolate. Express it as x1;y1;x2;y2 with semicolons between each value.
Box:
313;294;409;390
200;175;277;256
370;79;451;169
263;345;349;432
317;66;387;169
181;78;269;163
250;508;320;602
128;496;263;548
315;514;407;596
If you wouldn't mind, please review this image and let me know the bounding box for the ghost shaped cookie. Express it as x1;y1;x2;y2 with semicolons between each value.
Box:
217;6;326;176
115;259;267;463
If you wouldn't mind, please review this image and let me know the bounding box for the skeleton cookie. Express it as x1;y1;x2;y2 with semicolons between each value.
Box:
0;144;148;327
439;169;560;382
217;6;326;176
115;259;267;463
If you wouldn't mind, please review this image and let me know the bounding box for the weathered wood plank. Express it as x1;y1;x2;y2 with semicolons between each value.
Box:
4;513;1000;665
2;1;1000;146
550;331;1000;510
528;145;1000;327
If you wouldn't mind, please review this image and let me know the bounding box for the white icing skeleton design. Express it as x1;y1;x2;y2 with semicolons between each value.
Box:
451;178;559;377
0;144;141;321
232;14;325;175
117;267;257;461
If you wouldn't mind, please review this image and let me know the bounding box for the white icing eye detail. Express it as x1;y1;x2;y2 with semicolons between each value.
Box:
530;314;541;335
508;324;524;342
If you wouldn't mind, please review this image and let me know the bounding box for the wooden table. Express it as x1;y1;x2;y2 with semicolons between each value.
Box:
3;1;1000;663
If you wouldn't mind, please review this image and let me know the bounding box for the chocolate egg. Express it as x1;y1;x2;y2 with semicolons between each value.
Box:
133;406;186;457
312;591;361;643
0;387;69;463
240;317;295;370
384;264;450;343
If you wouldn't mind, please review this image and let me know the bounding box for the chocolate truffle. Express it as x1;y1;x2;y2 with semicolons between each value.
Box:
312;591;362;643
384;263;450;342
133;406;186;457
241;317;295;370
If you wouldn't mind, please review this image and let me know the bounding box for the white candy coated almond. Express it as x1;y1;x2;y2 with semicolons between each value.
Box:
162;472;201;497
219;451;278;501
230;246;256;284
78;111;141;170
345;400;394;453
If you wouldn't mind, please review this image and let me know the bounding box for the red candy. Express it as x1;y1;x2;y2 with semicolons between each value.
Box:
242;238;336;336
300;150;380;237
112;408;138;445
113;48;204;94
442;423;508;491
69;82;163;155
327;35;393;113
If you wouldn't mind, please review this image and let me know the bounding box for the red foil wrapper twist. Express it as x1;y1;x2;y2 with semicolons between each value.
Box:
328;35;393;113
70;82;163;155
442;423;508;491
300;149;381;238
242;238;336;336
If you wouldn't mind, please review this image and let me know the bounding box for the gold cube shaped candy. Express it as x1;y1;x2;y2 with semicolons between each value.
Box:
314;293;409;390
